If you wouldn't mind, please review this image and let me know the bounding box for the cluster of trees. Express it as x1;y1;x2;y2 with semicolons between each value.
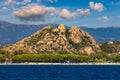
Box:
12;54;90;63
1;52;120;63
12;52;120;63
0;54;5;63
0;51;13;63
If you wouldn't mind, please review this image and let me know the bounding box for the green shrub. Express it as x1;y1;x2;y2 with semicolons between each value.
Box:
0;54;5;63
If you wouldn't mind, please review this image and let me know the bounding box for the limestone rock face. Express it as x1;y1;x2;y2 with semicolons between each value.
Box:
2;24;101;55
69;27;83;43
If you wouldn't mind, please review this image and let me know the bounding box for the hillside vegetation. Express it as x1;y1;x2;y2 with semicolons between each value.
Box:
100;41;120;53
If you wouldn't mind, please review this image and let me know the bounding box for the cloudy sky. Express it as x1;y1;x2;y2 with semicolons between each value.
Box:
0;0;120;27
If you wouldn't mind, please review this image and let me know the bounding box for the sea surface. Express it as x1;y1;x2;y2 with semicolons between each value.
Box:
0;65;120;80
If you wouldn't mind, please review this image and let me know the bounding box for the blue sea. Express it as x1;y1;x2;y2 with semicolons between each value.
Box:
0;65;120;80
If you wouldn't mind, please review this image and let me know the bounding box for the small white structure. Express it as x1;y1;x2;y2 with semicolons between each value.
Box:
108;41;113;44
118;52;120;54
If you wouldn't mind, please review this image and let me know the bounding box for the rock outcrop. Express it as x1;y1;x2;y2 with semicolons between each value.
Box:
2;24;101;55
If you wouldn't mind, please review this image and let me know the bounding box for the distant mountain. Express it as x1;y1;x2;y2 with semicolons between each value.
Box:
2;24;100;55
0;21;58;45
80;27;120;42
0;21;120;45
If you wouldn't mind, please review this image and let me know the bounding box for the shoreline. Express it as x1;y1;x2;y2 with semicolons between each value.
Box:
1;63;120;65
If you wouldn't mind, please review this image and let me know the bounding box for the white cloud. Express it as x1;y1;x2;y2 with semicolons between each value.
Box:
99;16;109;22
59;9;77;19
4;0;32;6
81;24;88;27
13;5;56;21
23;0;31;3
15;0;31;5
48;0;58;3
37;0;42;2
77;9;90;16
89;1;104;12
2;7;8;10
4;0;13;6
89;2;94;9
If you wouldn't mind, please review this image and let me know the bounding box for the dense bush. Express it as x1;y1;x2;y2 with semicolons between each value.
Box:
101;41;120;53
0;54;5;63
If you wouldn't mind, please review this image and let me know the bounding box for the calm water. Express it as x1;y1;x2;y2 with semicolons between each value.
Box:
0;65;120;80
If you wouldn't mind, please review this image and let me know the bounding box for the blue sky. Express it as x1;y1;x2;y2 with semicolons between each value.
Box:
0;0;120;28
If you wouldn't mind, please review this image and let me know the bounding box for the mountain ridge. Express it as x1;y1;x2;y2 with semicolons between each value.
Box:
80;27;120;42
0;21;120;45
2;24;101;55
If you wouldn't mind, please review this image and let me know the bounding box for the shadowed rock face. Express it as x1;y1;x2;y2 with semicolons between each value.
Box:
2;24;101;55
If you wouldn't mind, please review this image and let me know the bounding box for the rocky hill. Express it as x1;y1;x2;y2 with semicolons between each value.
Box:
2;24;101;55
100;41;120;53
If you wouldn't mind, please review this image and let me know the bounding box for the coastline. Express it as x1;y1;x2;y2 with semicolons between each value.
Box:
1;63;120;65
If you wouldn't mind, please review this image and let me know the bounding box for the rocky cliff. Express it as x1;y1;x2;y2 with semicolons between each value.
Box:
2;24;101;55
